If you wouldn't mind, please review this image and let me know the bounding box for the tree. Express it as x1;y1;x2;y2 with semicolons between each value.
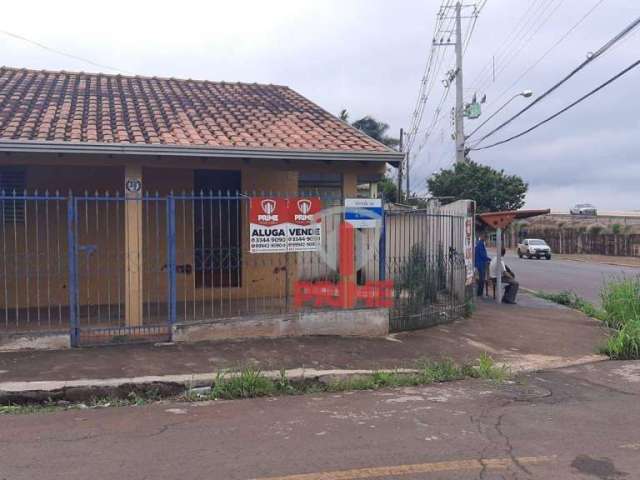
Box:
427;160;527;213
340;111;402;201
377;176;398;203
343;113;399;149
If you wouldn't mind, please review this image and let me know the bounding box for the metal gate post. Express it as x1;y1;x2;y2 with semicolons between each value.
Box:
166;196;177;326
67;196;79;347
378;204;386;281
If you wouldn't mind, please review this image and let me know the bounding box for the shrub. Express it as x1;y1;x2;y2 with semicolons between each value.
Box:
587;224;606;235
602;320;640;360
394;244;440;309
611;223;623;235
600;277;640;329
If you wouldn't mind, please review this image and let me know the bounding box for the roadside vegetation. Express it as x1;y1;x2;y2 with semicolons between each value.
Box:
185;356;510;401
536;277;640;360
535;290;604;320
1;355;510;415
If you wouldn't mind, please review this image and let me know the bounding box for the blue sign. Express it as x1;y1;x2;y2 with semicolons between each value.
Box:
344;198;382;228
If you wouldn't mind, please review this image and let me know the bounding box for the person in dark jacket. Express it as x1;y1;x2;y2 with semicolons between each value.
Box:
475;231;491;296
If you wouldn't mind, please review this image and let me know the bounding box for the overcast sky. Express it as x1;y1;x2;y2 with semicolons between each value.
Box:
2;0;638;212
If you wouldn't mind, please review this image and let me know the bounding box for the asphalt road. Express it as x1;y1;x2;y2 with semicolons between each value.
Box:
497;250;639;304
1;361;640;479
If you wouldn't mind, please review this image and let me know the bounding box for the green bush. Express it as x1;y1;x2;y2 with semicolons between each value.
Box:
394;244;439;309
602;320;640;360
600;277;640;329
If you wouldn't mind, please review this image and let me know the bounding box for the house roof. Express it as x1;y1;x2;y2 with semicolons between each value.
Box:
0;66;402;163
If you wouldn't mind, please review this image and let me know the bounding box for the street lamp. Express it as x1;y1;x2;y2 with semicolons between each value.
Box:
466;90;533;140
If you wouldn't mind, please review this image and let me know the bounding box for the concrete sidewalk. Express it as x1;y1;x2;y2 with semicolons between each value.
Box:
0;294;608;393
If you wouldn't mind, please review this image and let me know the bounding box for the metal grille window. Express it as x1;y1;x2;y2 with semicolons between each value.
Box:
0;167;26;223
298;172;342;206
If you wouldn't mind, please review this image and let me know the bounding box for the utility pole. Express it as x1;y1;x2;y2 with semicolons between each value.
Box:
454;1;466;164
405;147;410;201
433;1;469;164
397;128;404;202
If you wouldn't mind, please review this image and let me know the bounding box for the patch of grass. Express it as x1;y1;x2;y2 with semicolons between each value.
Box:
0;403;62;415
599;278;640;359
475;352;511;382
418;358;465;383
535;290;575;306
275;367;295;394
326;370;422;392
211;367;275;400
602;320;640;360
535;290;605;320
3;358;517;414
600;277;640;329
0;391;156;416
538;279;640;360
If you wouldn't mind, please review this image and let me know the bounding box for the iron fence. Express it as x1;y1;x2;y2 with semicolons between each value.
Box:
385;207;468;332
0;191;471;345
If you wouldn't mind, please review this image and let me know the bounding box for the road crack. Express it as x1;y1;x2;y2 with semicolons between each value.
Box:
494;413;531;478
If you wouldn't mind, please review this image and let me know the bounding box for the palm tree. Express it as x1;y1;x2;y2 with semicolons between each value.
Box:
349;115;399;149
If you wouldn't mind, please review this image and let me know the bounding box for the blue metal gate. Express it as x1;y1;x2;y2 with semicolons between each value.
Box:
68;195;174;346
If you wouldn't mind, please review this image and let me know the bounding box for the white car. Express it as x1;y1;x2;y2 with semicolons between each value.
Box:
517;238;552;260
570;203;597;216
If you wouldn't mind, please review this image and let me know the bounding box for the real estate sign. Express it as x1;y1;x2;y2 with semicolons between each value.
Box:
464;216;474;285
249;197;322;253
344;198;382;229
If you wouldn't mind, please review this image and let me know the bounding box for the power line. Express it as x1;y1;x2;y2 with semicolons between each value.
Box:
410;85;452;171
487;0;606;109
404;1;455;153
470;57;640;151
0;29;131;74
406;1;486;192
475;0;564;95
467;0;547;91
470;14;640;147
474;0;562;95
462;0;487;56
405;0;486;154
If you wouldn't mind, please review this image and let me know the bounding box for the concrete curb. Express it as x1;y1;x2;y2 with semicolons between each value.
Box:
0;368;420;394
0;354;609;405
0;368;420;405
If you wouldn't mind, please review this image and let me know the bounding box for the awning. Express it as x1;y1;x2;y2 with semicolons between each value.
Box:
478;209;550;230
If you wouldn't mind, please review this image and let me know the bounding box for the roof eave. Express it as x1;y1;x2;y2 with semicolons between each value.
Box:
0;140;403;165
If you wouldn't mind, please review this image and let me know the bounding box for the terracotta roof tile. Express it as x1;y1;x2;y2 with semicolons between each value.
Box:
0;66;391;154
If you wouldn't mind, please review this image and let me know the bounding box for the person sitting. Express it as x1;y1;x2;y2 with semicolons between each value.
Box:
489;247;519;304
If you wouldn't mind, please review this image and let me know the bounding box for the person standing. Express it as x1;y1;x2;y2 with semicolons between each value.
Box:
475;231;491;296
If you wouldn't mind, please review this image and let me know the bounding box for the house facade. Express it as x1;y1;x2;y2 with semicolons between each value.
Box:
0;67;408;345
